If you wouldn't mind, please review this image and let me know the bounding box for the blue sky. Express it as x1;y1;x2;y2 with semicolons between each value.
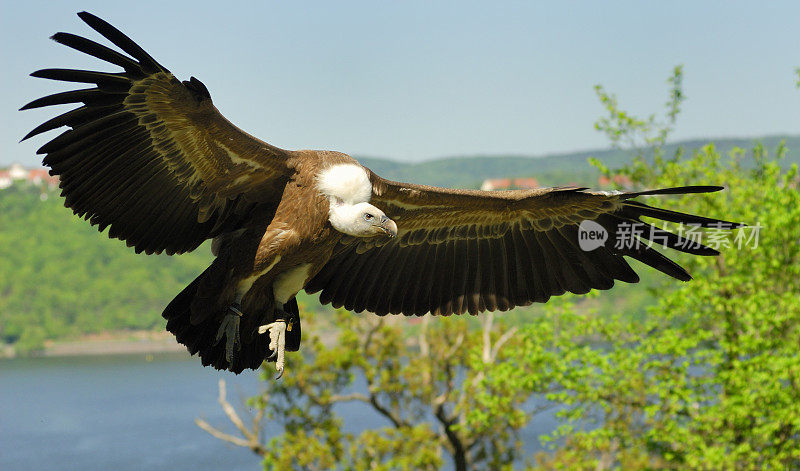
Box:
2;1;799;166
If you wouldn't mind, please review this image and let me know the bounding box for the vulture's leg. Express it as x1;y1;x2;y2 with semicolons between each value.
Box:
216;303;244;366
259;318;288;378
258;304;297;379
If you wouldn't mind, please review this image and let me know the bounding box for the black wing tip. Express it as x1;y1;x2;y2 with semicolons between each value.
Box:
20;83;56;113
49;31;84;46
29;69;72;80
20;129;38;142
77;11;100;24
692;185;725;193
73;10;167;74
629;185;726;198
49;32;72;42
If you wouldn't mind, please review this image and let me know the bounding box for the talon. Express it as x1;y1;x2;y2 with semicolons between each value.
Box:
258;319;287;377
216;305;244;366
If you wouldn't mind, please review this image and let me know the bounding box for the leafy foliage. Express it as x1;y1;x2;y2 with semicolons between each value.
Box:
200;68;800;469
202;308;546;470
529;146;800;470
594;65;685;151
527;70;800;469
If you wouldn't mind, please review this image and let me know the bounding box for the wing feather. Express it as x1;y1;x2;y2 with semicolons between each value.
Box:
508;226;532;305
387;243;419;314
306;175;743;316
22;12;292;254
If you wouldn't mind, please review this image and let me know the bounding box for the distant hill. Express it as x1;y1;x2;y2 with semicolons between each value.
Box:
357;134;800;188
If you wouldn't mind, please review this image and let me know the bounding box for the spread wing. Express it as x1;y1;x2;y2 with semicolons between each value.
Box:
21;12;294;255
306;174;742;316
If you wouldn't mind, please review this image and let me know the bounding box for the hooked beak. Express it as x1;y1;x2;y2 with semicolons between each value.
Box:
377;216;398;238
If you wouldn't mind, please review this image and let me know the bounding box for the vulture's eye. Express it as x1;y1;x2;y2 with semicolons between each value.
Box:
363;213;374;221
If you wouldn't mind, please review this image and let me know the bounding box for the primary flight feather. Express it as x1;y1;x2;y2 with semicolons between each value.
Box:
22;12;741;375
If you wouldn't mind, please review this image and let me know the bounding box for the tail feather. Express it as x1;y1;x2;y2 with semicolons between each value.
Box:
163;267;268;374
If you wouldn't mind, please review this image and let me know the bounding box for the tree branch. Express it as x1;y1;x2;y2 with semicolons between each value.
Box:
217;379;254;440
195;417;266;455
195;379;266;456
328;392;370;403
490;326;517;363
435;402;468;471
369;391;408;428
482;312;494;363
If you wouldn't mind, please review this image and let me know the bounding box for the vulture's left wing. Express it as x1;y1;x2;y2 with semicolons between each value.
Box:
306;174;742;316
21;12;294;255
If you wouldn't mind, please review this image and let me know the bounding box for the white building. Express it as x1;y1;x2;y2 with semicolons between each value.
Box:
8;163;28;180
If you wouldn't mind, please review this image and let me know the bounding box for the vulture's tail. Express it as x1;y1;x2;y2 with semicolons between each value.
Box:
162;265;300;374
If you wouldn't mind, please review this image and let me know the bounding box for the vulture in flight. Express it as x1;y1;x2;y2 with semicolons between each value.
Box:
22;12;741;376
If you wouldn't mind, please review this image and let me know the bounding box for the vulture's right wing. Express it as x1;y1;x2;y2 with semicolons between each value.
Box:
21;12;295;255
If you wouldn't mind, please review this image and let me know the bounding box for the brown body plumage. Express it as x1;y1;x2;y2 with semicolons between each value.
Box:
22;12;742;373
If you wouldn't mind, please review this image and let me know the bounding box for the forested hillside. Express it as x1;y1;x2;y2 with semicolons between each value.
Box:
0;185;211;352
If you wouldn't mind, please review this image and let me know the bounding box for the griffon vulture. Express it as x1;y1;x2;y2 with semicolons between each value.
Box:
21;12;741;375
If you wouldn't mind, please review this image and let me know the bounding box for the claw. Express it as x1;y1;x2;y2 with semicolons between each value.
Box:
258;319;287;378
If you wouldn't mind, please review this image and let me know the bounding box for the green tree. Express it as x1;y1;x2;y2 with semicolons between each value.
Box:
593;65;684;153
199;68;799;469
525;69;800;469
197;306;561;470
531;148;800;470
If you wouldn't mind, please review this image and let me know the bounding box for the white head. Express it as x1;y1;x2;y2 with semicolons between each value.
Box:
328;200;398;238
317;163;398;238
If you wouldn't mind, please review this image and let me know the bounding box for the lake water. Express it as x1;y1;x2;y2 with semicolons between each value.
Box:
1;353;560;470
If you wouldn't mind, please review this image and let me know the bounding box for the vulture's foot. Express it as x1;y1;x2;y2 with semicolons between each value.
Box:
258;317;293;379
215;303;244;367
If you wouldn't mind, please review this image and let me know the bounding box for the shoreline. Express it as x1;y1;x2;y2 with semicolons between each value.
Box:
2;330;187;359
2;328;341;359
